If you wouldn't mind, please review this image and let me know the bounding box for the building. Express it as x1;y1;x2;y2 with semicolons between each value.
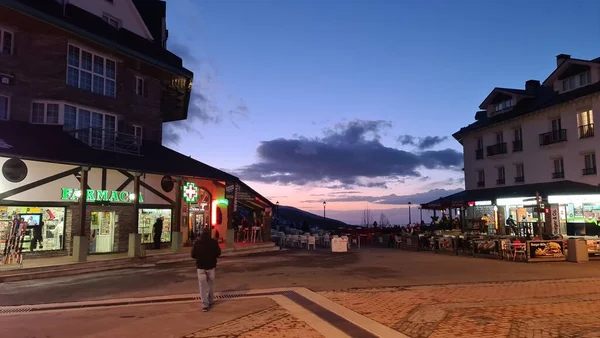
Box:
422;54;600;237
0;0;273;262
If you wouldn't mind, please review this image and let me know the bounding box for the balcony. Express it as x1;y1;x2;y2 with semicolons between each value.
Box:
161;78;192;122
496;178;505;185
486;142;507;156
475;149;483;160
552;171;565;179
477;181;485;187
512;140;523;152
578;124;594;139
539;129;567;146
515;176;525;183
582;167;597;175
68;127;141;155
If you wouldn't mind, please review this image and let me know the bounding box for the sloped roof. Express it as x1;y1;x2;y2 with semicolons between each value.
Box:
478;87;532;109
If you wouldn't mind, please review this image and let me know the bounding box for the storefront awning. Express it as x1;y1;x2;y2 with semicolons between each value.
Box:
421;181;600;209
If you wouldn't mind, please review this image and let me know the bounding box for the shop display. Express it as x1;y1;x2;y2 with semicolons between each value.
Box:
0;206;65;253
587;239;600;257
138;209;172;244
528;241;565;259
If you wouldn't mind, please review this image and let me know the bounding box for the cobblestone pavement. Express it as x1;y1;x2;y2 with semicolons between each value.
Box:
184;305;323;338
321;277;600;338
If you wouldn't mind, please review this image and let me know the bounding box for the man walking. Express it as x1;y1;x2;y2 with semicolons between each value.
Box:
191;229;221;312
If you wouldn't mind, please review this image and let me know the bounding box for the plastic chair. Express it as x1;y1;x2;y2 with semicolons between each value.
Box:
308;236;316;250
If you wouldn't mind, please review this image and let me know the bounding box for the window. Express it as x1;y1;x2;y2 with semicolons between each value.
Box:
495;99;514;112
67;44;116;98
133;125;143;140
477;169;485;187
63;104;117;149
577;109;594;138
0;96;8;120
102;14;121;29
551;118;562;131
496;167;505;185
1;29;13;55
475;137;483;160
580;71;591;86
553;158;565;179
513;127;523;151
476;137;483;150
495;132;503;144
31;102;60;124
583;153;597;175
135;77;145;96
563;71;591;91
515;163;524;182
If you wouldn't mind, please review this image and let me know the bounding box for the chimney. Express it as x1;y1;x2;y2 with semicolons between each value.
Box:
525;80;540;94
556;54;571;67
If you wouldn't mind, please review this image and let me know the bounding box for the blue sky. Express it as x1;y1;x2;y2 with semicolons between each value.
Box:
162;0;600;224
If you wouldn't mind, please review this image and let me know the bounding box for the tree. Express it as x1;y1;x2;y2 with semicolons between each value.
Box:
361;205;372;227
379;213;390;227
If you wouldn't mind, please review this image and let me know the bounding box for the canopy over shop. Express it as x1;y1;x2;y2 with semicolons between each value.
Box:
0;122;272;262
420;180;600;236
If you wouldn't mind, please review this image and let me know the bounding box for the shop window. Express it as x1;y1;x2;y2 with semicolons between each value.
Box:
138;209;172;244
0;207;65;253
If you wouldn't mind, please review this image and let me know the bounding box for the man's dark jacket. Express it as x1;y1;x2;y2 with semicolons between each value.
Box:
191;236;221;270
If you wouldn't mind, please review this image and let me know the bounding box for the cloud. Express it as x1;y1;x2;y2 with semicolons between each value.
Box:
233;120;463;188
162;91;220;145
168;41;199;67
397;135;448;150
301;188;463;205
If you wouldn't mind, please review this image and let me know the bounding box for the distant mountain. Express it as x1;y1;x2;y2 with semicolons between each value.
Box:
276;205;348;230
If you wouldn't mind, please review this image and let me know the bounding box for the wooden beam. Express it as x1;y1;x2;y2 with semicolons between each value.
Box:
79;168;89;236
118;169;175;205
0;167;81;201
101;168;107;190
116;177;133;192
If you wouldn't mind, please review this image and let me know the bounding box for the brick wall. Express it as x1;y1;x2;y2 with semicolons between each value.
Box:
0;9;169;142
66;204;137;255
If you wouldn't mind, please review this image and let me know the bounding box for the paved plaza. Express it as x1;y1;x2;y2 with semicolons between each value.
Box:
2;248;600;337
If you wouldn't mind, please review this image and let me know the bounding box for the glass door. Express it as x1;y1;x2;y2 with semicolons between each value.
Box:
90;211;115;253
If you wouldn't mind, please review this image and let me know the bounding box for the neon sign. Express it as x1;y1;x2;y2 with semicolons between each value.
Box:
61;188;143;203
216;198;229;206
182;182;198;203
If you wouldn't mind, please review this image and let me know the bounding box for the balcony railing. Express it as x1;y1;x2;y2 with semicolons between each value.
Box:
515;176;525;183
578;124;594;139
552;171;565;179
486;142;507;156
582;167;597;175
513;140;523;152
67;127;141;155
477;181;485;187
475;149;483;160
496;178;505;185
539;129;567;146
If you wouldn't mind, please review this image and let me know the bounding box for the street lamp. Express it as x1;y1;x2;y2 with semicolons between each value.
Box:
418;206;423;223
276;201;279;219
323;201;326;221
408;202;412;225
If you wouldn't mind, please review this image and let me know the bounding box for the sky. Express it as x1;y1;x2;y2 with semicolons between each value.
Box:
161;0;600;225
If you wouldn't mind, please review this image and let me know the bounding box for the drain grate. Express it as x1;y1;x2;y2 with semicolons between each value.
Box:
0;307;32;315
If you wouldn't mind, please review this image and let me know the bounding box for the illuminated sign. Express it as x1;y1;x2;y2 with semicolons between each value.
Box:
496;197;536;206
548;194;600;204
216;198;229;206
61;188;143;203
182;182;198;203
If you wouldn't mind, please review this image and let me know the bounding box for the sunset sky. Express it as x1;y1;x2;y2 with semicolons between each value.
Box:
161;0;600;224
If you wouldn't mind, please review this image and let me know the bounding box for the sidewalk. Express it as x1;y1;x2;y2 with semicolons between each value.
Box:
0;242;280;283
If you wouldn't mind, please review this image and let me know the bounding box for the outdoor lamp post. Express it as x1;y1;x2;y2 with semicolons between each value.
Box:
323;201;326;221
408;202;412;225
419;206;423;223
276;201;279;218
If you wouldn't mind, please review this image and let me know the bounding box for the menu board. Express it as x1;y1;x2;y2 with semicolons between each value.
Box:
528;241;565;259
473;239;500;256
587;239;600;257
438;237;454;252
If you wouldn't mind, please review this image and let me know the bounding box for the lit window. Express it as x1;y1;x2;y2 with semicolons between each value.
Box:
31;102;60;124
67;44;116;98
0;29;13;55
0;96;8;120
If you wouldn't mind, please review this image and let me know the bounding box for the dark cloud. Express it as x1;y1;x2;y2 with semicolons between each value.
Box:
233;120;462;187
162;91;219;145
301;188;463;205
397;135;448;150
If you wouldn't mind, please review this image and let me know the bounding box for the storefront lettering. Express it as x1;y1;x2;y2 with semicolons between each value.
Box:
61;188;143;203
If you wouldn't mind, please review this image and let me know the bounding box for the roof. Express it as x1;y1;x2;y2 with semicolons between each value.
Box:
543;57;600;85
4;0;192;78
0;121;236;182
454;80;600;141
478;87;532;110
421;181;600;209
